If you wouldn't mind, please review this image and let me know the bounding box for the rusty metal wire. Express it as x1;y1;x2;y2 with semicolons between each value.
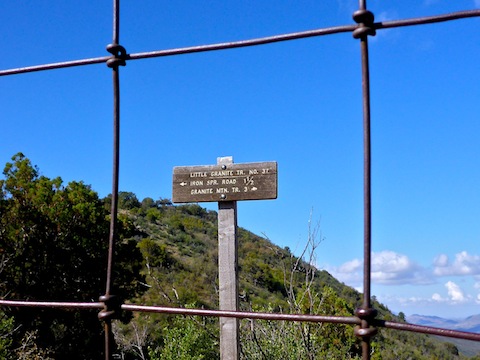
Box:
2;299;480;342
352;1;377;358
0;300;104;310
122;303;362;325
1;10;479;77
99;2;125;359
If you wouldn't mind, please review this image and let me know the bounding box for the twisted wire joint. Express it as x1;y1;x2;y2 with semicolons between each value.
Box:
353;9;377;39
98;294;122;321
106;44;128;68
354;307;378;339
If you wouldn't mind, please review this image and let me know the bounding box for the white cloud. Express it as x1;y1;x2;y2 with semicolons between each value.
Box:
474;282;480;304
324;262;362;287
327;250;433;286
338;258;362;273
372;251;411;273
326;250;480;289
433;254;448;267
430;281;470;304
325;251;480;315
381;282;472;309
381;294;435;308
433;251;480;276
445;281;468;303
371;251;432;285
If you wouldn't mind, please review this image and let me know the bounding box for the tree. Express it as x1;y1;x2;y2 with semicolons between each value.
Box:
240;212;361;359
0;153;144;359
118;191;141;210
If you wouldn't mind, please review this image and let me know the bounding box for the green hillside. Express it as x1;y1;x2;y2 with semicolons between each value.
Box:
1;154;477;359
116;195;476;360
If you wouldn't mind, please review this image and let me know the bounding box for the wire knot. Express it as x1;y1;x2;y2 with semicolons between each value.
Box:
106;44;128;68
354;307;378;339
354;325;378;338
352;9;376;39
98;294;122;321
355;307;378;319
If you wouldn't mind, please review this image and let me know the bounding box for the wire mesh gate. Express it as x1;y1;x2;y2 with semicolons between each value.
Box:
1;1;480;359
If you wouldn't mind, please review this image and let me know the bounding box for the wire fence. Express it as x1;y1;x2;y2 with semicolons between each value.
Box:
1;1;480;359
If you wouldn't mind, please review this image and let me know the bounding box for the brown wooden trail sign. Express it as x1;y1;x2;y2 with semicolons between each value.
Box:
172;161;277;203
172;157;277;360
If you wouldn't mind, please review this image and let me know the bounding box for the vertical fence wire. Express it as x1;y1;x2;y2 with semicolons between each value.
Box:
102;1;122;358
359;27;373;360
352;1;377;358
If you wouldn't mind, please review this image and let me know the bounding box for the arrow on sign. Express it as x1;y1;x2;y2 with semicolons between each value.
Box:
180;182;188;186
251;187;258;191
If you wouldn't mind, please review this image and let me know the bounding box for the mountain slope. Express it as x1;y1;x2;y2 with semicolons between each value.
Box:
115;194;475;359
2;158;475;359
408;314;480;333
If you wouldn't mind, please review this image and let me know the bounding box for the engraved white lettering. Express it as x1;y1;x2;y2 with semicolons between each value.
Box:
210;170;234;177
249;169;258;175
244;176;254;186
216;188;229;194
190;180;203;186
191;188;213;195
190;172;207;177
207;179;218;185
222;179;236;185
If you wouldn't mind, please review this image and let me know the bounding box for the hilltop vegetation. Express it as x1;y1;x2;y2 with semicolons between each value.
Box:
0;154;143;359
1;154;477;359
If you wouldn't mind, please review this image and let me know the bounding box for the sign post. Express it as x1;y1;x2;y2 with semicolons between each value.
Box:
172;157;277;360
217;156;239;360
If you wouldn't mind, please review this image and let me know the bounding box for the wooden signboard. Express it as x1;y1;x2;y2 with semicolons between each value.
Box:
172;161;277;203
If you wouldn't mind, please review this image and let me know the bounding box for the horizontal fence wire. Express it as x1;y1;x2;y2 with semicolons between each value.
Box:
1;9;479;77
0;300;104;310
2;299;480;342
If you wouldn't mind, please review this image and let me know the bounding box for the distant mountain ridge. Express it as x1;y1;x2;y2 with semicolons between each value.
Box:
408;314;480;333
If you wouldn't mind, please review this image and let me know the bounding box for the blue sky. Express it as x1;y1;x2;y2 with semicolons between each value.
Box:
1;1;479;319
